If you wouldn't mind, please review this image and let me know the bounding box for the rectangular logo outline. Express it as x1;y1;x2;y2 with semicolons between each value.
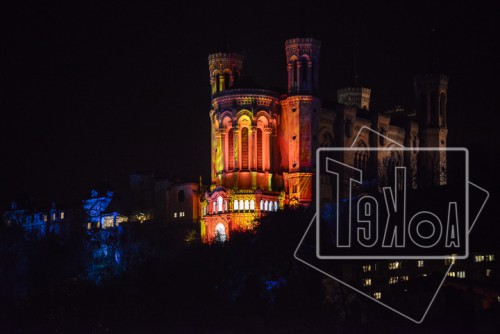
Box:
315;147;469;260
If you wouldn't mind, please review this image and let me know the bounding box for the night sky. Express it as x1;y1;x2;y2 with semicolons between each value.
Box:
3;0;499;211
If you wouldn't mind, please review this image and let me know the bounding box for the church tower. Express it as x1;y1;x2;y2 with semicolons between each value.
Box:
414;73;449;186
208;53;244;97
281;38;321;205
285;38;320;95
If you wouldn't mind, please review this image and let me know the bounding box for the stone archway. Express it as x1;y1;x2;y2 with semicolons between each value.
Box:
215;223;227;242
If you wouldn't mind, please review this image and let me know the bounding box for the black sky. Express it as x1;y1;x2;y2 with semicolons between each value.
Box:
3;0;499;210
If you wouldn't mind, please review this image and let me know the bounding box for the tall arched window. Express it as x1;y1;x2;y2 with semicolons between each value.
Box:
234;200;239;211
216;73;221;93
217;196;223;213
301;57;308;85
292;59;298;86
213;202;216;213
244;200;249;211
239;200;243;211
177;190;185;202
250;200;255;210
224;72;230;90
264;200;268;211
354;142;369;172
241;127;249;169
274;201;278;211
260;200;263;210
228;128;234;170
233;71;239;86
257;128;263;170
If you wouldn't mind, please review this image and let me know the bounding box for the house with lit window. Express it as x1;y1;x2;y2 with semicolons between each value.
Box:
2;201;74;239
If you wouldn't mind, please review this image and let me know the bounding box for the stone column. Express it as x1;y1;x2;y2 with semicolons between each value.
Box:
234;127;240;171
264;128;273;171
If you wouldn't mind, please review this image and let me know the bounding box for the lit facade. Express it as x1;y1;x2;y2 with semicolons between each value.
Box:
200;36;449;242
201;38;320;242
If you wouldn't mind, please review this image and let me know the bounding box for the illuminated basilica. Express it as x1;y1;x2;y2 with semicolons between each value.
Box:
200;37;449;242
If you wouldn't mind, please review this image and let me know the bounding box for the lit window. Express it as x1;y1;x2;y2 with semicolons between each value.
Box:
234;200;239;211
215;223;226;242
44;215;48;222
244;200;249;211
448;271;456;277
401;275;409;282
475;255;485;262
373;292;382;300
260;200;263;210
213;202;216;213
60;211;65;220
174;212;177;218
362;278;372;287
486;254;495;262
179;212;185;217
486;269;492;277
389;277;399;284
217;196;223;212
264;201;268;211
389;262;400;270
445;257;455;265
87;222;91;230
457;271;466;278
250;200;255;210
51;213;56;221
417;260;424;268
224;201;228;212
362;265;372;273
274;201;278;211
239;200;243;211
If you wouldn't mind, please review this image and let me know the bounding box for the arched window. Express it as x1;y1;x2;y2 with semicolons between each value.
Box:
257;127;263;170
228;128;234;170
215;223;226;242
354;141;369;172
345;120;352;138
213;201;216;213
301;57;308;85
216;73;221;93
177;190;185;202
250;200;255;210
233;71;239;86
264;200;268;211
244;200;249;211
217;196;223;213
234;200;239;211
241;127;249;169
239;200;243;211
260;200;263;210
292;59;298;86
311;62;315;89
386;149;403;190
274;201;278;211
224;72;230;90
224;201;228;212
